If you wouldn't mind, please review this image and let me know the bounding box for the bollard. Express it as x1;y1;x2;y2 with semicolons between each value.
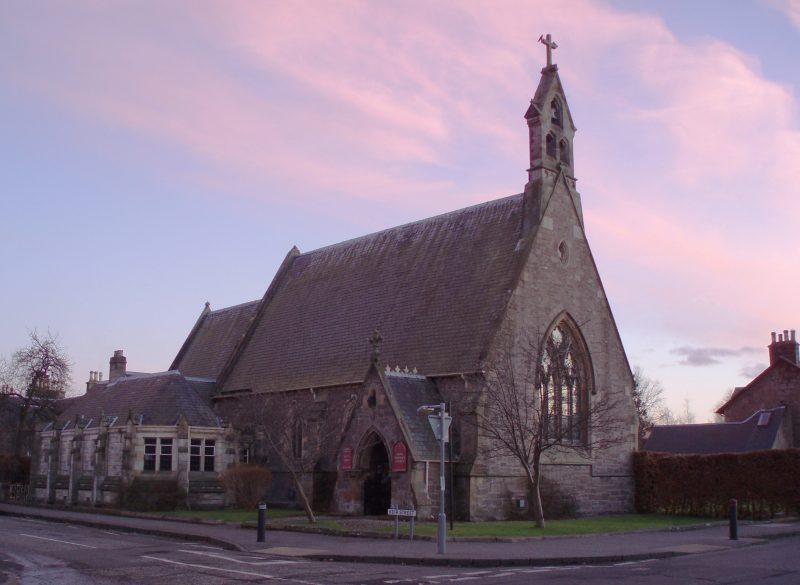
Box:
257;501;267;543
728;498;738;541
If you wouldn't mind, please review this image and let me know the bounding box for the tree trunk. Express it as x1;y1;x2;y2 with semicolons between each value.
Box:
287;467;316;524
531;457;545;529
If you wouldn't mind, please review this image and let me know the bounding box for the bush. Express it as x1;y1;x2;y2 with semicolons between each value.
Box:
0;454;30;483
539;475;578;519
220;465;272;509
123;477;184;512
634;449;800;519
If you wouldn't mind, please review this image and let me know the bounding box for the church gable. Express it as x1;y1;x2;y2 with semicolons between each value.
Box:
171;300;260;380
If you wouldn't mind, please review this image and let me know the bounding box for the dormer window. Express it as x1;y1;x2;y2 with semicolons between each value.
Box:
551;98;563;127
559;138;570;164
545;133;556;158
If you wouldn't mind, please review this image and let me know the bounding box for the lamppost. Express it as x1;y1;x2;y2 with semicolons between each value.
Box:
417;402;451;554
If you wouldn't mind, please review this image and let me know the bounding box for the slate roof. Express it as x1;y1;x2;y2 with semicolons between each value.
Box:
222;194;526;393
384;371;443;462
172;300;260;380
642;406;787;454
52;372;220;429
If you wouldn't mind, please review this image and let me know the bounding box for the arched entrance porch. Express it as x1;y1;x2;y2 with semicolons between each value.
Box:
360;433;391;515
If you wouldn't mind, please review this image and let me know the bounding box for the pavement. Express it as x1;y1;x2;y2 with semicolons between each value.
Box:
1;502;798;568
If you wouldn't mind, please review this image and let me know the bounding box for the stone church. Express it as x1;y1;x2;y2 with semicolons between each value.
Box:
34;49;638;519
173;52;637;519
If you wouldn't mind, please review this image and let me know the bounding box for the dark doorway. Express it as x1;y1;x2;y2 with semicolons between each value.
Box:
363;439;391;515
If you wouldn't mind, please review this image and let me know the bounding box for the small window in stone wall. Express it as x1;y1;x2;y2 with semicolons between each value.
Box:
559;139;570;164
558;240;569;265
551;98;563;127
191;438;216;472
159;438;173;471
144;438;157;471
144;437;173;472
546;133;556;158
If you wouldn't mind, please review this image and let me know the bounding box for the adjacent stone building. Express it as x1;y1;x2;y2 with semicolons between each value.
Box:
33;352;236;508
716;330;799;447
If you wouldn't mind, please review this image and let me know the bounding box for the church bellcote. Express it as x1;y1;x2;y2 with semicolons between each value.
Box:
525;34;577;185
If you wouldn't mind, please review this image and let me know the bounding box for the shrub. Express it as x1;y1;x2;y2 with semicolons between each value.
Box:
539;475;578;519
220;465;272;509
0;455;30;483
123;477;184;512
634;449;800;519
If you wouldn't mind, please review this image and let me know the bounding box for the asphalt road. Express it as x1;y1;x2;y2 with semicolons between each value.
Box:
1;516;798;584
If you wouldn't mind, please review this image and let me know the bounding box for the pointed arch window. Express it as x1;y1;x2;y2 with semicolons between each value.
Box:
545;132;557;158
559;139;570;164
538;321;589;445
550;98;563;127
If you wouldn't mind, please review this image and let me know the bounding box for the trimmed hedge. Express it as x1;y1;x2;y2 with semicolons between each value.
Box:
0;454;30;483
634;449;800;519
220;464;272;509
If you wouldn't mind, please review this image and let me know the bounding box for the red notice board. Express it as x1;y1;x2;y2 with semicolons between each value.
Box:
340;447;353;471
391;441;408;472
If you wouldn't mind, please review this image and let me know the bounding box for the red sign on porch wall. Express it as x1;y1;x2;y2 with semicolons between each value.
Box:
340;447;353;471
391;441;408;473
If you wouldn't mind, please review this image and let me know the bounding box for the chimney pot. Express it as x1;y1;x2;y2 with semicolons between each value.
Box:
109;350;127;381
771;331;777;343
768;327;799;367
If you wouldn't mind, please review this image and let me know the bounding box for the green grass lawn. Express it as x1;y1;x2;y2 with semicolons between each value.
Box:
167;508;305;522
168;510;715;537
401;514;716;538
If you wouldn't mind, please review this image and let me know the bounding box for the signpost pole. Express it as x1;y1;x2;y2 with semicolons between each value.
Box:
437;402;447;555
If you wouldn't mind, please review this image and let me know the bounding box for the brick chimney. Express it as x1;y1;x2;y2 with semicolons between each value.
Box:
768;329;799;366
109;350;127;381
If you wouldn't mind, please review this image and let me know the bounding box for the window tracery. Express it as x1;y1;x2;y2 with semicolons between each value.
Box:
538;322;588;444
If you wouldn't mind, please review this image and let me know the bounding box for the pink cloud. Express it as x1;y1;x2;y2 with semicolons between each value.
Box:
5;0;799;354
770;0;800;27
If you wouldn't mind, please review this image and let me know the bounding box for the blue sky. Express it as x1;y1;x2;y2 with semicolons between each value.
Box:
2;0;799;421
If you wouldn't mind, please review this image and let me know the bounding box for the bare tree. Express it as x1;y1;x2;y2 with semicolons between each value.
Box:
472;326;630;528
218;390;357;523
632;366;667;444
0;331;71;472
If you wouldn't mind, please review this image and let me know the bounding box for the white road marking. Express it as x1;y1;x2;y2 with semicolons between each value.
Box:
462;571;491;575
177;549;301;565
100;530;119;535
184;543;224;550
20;533;97;548
423;575;458;579
451;578;481;582
143;555;321;584
16;518;46;524
488;573;516;578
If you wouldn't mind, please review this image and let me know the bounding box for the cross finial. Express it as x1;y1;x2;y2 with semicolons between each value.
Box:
538;33;558;68
369;329;383;364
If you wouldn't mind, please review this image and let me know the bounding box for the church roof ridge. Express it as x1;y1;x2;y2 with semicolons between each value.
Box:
300;192;523;258
208;299;261;315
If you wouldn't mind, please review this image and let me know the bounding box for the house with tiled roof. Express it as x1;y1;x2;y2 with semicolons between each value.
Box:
716;330;800;448
32;351;238;508
169;57;638;520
